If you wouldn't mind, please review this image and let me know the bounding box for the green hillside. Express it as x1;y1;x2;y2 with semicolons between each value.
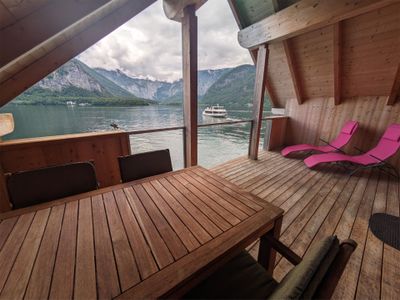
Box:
201;64;271;110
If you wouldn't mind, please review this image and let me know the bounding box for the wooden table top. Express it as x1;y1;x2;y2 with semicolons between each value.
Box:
0;166;283;299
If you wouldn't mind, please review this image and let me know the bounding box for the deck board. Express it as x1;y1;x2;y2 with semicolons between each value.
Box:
212;151;400;300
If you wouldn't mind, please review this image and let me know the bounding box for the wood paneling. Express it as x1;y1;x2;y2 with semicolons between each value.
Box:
387;64;400;105
342;4;400;98
237;0;398;48
0;131;131;211
285;96;400;168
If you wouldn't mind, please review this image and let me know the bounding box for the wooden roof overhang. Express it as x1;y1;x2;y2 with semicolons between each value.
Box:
229;0;400;108
0;0;157;107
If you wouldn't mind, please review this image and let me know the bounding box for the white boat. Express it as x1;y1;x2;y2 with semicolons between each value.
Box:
202;105;227;118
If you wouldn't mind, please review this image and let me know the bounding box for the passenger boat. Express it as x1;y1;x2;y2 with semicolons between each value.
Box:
202;105;227;118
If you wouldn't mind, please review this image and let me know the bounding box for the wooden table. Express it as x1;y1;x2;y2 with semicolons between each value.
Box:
0;166;283;299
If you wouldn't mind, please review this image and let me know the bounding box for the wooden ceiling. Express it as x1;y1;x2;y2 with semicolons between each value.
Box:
0;0;156;107
230;0;400;108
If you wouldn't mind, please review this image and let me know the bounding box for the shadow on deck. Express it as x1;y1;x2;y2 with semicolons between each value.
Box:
211;150;400;300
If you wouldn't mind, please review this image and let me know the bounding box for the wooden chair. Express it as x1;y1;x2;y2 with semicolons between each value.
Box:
118;149;173;183
185;236;357;299
6;162;98;209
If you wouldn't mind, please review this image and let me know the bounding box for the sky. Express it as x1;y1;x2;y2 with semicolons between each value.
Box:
78;0;252;82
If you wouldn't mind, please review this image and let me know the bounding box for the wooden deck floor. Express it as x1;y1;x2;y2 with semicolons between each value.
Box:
210;151;400;300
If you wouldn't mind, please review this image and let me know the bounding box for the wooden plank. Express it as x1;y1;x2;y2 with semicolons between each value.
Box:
117;208;282;299
114;189;159;279
50;201;79;299
142;181;200;251
124;187;174;268
72;198;95;298
174;173;241;226
0;212;34;291
0;208;50;299
182;4;198;167
334;22;342;105
25;205;64;299
237;0;398;48
249;44;269;160
0;216;17;250
165;176;232;232
103;192;140;292
283;39;304;105
387;64;400;105
150;180;212;244
133;185;188;259
0;0;110;67
92;194;120;299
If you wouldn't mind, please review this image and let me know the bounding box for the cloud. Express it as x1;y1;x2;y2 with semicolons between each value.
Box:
78;0;252;81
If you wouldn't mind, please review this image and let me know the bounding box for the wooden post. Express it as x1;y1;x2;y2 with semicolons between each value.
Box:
0;163;11;212
283;40;303;105
249;45;269;160
387;64;400;105
182;5;198;167
333;22;342;105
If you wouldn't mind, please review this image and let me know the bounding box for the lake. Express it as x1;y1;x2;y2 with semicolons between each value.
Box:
0;104;269;169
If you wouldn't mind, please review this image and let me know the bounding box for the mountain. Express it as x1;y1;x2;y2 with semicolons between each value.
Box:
15;59;153;106
201;64;270;110
95;67;231;102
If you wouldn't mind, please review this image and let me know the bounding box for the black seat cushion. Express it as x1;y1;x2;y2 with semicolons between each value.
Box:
118;149;173;183
7;162;98;209
184;251;278;299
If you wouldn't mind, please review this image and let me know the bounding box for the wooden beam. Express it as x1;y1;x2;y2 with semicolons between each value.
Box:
0;164;11;212
0;0;156;108
238;0;398;49
333;22;343;105
249;44;269;160
387;64;400;105
182;5;198;167
0;0;110;68
283;40;303;105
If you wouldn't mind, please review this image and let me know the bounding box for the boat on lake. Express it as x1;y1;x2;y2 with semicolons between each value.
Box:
202;105;227;118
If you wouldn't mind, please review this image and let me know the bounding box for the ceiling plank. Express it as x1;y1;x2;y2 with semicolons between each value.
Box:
0;0;110;68
283;40;303;105
387;65;400;105
238;0;399;49
0;0;156;107
333;22;342;105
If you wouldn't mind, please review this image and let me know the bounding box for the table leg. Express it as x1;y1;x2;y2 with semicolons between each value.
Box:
258;216;282;275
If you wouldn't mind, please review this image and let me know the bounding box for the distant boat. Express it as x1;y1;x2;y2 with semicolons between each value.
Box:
202;105;227;118
66;101;76;106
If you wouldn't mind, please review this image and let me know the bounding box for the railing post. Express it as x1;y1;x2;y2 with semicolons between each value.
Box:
249;44;269;160
182;5;198;167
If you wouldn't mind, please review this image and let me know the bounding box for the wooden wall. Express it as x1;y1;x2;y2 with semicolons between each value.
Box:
266;3;400;107
265;3;400;168
285;97;400;167
0;131;131;211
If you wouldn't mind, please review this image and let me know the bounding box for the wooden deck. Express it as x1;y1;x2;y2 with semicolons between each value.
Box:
211;150;400;300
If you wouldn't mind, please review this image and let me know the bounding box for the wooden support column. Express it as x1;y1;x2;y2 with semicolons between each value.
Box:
387;64;400;105
333;22;342;105
182;5;198;167
249;44;269;160
0;164;11;212
283;40;304;105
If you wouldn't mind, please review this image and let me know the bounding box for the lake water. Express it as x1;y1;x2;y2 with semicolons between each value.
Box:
0;104;269;169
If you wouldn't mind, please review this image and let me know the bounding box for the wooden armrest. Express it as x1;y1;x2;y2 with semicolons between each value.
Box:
265;236;302;266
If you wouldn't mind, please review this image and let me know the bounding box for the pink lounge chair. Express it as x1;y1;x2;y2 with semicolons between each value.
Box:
281;121;359;157
304;124;400;177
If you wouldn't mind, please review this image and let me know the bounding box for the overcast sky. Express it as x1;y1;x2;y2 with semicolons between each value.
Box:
78;0;252;82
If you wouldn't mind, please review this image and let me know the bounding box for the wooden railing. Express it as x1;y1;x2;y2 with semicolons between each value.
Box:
0;115;288;212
